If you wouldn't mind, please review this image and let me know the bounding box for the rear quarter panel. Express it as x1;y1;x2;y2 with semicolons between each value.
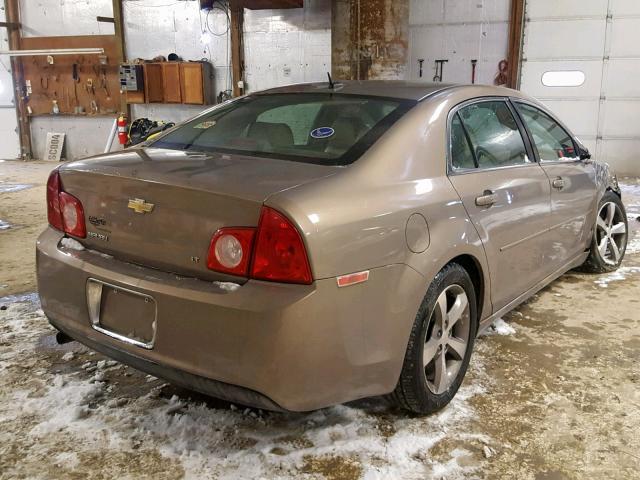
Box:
267;90;494;323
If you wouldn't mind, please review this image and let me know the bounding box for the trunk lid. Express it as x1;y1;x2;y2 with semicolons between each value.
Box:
59;148;338;281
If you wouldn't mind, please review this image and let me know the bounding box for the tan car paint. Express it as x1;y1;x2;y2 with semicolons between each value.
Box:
37;82;612;411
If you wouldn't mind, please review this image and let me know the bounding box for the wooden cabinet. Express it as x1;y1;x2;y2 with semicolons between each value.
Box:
161;63;182;103
181;63;211;104
136;62;213;105
143;64;164;103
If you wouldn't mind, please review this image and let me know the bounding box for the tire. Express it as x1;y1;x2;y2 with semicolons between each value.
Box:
579;191;628;274
390;263;478;414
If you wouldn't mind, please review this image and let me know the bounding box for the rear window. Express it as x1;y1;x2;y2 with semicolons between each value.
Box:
152;93;415;165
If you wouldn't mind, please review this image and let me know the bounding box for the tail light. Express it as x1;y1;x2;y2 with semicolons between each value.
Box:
46;170;87;238
251;207;312;284
206;228;255;276
207;206;312;285
46;171;64;231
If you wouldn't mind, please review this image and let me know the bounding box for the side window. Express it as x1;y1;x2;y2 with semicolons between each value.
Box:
451;113;476;169
458;101;531;169
515;103;578;162
257;103;323;145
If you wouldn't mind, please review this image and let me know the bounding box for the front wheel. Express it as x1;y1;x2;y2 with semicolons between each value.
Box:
580;191;628;273
390;263;477;414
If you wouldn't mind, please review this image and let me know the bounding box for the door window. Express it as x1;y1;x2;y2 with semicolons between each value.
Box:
450;113;476;170
456;101;531;169
515;102;578;162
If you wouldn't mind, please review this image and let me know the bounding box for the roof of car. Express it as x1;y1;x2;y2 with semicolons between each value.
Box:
256;80;459;102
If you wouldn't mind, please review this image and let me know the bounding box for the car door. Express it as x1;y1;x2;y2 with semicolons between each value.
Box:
512;101;598;270
447;99;552;312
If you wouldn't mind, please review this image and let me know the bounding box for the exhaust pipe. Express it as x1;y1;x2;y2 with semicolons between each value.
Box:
56;331;74;345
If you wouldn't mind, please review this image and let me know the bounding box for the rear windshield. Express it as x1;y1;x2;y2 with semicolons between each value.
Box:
151;93;415;165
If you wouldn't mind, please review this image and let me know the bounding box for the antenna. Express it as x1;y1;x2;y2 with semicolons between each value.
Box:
327;72;335;89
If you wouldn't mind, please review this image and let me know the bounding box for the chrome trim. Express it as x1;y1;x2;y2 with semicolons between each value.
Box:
86;278;157;350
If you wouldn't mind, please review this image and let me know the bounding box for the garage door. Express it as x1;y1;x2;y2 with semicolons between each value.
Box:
520;0;640;175
0;9;20;160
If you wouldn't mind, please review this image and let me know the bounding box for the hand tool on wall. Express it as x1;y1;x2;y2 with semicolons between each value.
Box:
433;59;448;82
494;59;509;86
471;59;478;84
72;63;80;105
418;58;425;78
86;78;95;96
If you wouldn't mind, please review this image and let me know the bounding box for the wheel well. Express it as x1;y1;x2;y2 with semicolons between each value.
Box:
449;254;484;319
606;186;621;198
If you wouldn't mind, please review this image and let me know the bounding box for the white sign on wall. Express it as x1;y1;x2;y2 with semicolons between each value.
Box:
45;132;65;162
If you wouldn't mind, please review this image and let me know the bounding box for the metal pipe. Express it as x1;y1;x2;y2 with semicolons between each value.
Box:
0;48;104;57
105;118;118;153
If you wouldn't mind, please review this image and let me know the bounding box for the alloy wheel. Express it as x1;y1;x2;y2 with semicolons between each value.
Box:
596;201;627;265
423;284;471;394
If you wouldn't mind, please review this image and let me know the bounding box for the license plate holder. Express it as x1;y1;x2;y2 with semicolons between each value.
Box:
86;279;157;349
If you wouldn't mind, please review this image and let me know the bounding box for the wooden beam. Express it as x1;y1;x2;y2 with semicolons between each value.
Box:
239;0;302;9
230;4;245;97
5;0;32;159
111;0;129;115
507;0;525;89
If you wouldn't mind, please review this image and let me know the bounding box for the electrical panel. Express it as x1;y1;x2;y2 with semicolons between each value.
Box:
119;64;144;92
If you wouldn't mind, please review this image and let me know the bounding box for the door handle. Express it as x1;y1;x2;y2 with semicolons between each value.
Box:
552;177;565;190
475;190;497;207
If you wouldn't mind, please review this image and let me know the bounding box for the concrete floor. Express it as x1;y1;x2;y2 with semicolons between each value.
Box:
1;160;639;479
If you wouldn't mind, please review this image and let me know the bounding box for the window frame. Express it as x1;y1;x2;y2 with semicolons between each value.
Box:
510;98;581;165
446;97;538;176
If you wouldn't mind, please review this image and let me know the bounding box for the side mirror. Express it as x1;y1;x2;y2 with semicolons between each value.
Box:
578;146;592;162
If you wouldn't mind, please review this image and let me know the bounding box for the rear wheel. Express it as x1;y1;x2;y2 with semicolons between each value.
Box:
580;191;628;273
390;263;477;414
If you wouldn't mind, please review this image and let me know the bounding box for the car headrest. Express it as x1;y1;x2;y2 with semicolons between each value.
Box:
324;117;367;156
248;122;294;150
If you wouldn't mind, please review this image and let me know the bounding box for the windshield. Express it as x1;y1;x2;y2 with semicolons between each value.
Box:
151;93;415;165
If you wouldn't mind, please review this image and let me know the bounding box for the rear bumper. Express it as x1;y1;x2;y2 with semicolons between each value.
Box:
36;228;424;411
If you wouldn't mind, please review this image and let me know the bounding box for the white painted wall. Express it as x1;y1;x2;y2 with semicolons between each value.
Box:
520;0;640;175
408;0;511;85
0;5;20;159
17;0;331;160
244;0;331;92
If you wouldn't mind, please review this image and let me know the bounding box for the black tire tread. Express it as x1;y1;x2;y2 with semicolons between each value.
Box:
389;263;477;414
578;191;627;274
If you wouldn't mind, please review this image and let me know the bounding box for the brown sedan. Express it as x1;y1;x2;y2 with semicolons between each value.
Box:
37;82;628;413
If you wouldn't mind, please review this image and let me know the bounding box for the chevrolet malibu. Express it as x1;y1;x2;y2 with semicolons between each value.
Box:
37;81;628;413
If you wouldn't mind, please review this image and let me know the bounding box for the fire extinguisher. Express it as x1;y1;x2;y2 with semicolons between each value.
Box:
117;115;128;146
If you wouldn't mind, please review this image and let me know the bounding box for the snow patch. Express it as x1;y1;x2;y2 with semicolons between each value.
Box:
60;237;85;251
214;281;241;292
61;352;75;361
0;183;32;193
594;266;640;288
485;318;516;336
1;292;492;479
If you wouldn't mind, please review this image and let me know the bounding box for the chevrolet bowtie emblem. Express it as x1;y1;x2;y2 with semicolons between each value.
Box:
127;198;155;214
